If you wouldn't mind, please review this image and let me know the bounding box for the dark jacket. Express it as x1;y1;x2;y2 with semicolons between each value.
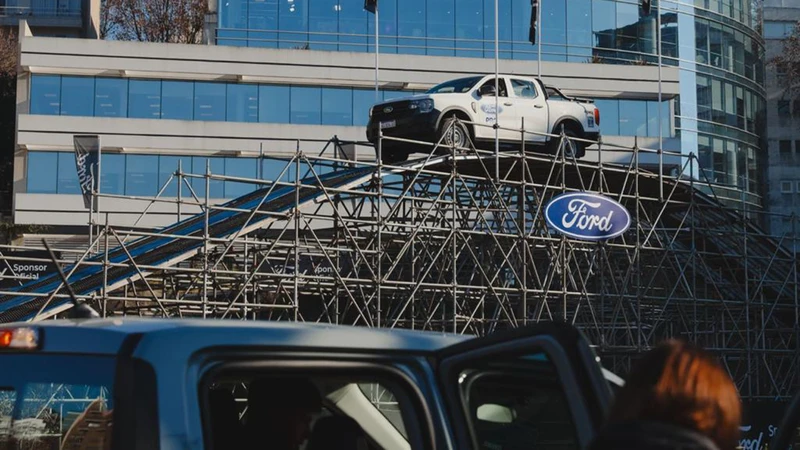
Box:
588;421;721;450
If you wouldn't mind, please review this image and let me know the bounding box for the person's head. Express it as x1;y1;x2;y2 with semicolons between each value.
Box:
607;339;742;450
246;377;322;448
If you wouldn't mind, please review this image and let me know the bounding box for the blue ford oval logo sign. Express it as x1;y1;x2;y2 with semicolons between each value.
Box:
545;192;631;240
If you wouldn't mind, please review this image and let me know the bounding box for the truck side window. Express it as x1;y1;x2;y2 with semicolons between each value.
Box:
202;372;424;450
458;353;579;450
479;79;508;97
510;79;538;99
0;355;116;450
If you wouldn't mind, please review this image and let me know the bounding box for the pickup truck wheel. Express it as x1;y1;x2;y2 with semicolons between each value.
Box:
438;115;470;151
548;127;585;158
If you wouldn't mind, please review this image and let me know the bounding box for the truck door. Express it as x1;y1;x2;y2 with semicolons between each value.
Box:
435;322;612;450
509;78;549;144
475;77;518;141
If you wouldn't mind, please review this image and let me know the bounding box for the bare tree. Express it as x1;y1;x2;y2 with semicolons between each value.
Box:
102;0;208;43
772;21;800;99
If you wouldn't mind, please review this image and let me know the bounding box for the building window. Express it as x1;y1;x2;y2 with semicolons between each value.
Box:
781;140;793;154
27;74;672;136
781;181;794;194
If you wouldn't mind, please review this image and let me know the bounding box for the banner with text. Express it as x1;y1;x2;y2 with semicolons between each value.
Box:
740;400;790;450
73;135;100;209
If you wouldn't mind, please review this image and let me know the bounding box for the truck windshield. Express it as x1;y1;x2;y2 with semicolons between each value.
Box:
427;76;483;94
0;354;115;450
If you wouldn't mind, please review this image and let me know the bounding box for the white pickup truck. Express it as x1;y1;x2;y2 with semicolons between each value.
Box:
366;74;601;163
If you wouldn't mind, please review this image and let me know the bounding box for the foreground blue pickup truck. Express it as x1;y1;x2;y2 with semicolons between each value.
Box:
0;319;667;450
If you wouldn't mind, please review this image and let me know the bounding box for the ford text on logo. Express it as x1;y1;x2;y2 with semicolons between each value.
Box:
544;192;631;240
383;106;393;113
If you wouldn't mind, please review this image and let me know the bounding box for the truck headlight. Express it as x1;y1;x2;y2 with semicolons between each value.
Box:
409;99;434;113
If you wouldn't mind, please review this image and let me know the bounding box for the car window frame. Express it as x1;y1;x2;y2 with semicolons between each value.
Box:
195;353;437;450
435;323;611;450
510;78;539;100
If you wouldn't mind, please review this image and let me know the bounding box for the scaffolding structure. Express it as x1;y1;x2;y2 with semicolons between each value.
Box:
0;119;798;399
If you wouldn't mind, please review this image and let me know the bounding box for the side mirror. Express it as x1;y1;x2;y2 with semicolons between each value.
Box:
479;84;496;97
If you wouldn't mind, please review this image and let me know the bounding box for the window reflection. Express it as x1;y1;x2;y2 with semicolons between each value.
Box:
95;78;128;118
30;75;61;115
60;77;94;116
27;152;58;194
129;80;161;119
195;82;226;122
27;75;678;138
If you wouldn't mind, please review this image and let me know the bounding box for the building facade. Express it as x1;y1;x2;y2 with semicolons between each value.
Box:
11;0;766;231
208;0;766;205
763;0;800;245
0;0;99;37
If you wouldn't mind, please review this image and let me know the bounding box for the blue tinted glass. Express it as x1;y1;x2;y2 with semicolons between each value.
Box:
194;82;226;122
261;158;293;183
484;0;513;58
512;0;534;59
375;0;398;54
456;0;483;57
158;155;192;197
278;0;308;49
162;81;194;120
60;77;94;117
247;0;279;48
227;84;259;122
542;0;566;45
100;154;126;195
57;152;81;194
594;99;619;136
290;86;321;124
192;157;225;198
129;80;162;119
125;155;159;196
353;89;376;127
27;152;58;194
382;90;408;102
566;0;592;59
259;85;290;123
94;78;128;118
398;0;426;55
321;88;353;126
651;100;671;137
225;157;258;198
619;100;647;136
592;0;615;50
427;0;455;56
339;0;369;52
30;75;61;115
308;0;337;51
220;0;247;29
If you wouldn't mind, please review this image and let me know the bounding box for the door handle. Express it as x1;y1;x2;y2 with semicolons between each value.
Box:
504;102;513;106
534;104;544;109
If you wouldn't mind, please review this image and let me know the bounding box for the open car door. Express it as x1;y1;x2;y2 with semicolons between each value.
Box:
436;322;612;450
769;391;800;450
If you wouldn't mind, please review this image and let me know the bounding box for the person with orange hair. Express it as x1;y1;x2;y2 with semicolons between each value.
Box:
589;339;742;450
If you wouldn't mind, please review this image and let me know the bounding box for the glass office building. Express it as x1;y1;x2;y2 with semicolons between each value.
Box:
215;0;767;203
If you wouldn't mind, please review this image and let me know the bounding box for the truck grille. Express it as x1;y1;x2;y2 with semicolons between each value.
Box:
371;100;414;120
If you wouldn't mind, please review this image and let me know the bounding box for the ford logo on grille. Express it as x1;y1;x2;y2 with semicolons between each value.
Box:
544;192;631;241
383;106;393;113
